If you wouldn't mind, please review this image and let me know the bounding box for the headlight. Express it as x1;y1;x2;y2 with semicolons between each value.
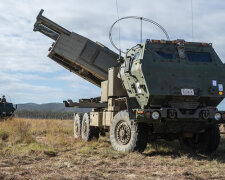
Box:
152;111;160;120
214;113;221;121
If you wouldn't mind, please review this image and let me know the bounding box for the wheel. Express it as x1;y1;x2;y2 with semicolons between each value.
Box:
74;113;83;138
110;111;148;152
81;113;99;141
181;124;220;154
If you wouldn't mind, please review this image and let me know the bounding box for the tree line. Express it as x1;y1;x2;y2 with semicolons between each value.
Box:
15;110;74;120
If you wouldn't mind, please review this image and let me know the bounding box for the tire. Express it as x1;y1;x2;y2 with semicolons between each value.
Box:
181;124;220;154
81;113;99;141
74;113;83;138
110;111;148;152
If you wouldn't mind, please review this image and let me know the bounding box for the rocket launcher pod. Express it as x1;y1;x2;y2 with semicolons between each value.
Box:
34;9;119;87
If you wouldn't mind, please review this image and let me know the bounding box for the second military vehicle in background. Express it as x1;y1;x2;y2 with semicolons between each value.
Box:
0;95;16;120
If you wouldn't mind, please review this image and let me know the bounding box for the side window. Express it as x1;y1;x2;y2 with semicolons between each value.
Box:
187;52;212;62
133;52;140;60
156;51;173;60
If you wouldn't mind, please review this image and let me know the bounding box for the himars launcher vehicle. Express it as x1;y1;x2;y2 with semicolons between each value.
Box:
34;9;225;154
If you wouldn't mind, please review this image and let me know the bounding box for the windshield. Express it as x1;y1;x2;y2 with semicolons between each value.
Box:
187;52;212;62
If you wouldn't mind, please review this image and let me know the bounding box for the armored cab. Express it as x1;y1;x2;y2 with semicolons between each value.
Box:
120;40;225;109
34;10;225;154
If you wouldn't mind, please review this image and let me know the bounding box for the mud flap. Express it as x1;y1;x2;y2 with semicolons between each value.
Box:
219;124;225;134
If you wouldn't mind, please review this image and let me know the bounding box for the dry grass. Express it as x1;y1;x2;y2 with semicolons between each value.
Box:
0;118;225;179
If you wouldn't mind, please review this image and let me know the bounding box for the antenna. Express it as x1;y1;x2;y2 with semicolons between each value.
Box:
115;0;121;57
109;16;170;54
191;0;194;41
140;17;143;43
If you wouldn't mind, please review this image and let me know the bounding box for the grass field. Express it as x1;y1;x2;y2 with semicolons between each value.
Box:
0;118;225;179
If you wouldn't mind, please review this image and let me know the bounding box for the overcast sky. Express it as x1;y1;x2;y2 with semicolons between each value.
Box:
0;0;225;108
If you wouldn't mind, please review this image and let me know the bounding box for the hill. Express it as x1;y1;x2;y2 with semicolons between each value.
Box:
16;103;90;113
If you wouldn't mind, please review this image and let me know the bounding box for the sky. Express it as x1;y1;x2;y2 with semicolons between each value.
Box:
0;0;225;107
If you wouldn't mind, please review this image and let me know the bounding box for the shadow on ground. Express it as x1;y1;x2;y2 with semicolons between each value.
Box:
142;135;225;163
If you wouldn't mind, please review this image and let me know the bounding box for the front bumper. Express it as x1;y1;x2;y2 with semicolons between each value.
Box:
135;107;225;124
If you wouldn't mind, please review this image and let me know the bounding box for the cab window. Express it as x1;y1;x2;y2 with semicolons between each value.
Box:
187;52;212;62
156;51;173;60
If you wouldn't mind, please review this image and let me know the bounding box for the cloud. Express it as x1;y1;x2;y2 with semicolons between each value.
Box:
0;70;100;104
0;71;60;103
55;73;100;99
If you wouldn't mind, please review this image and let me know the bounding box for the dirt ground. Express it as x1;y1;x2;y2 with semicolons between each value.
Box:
0;118;225;180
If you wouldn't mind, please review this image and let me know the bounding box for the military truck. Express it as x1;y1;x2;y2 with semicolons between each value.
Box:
0;96;16;120
34;9;225;154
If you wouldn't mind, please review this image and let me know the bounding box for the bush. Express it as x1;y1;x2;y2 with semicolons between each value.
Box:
0;130;9;141
0;119;35;145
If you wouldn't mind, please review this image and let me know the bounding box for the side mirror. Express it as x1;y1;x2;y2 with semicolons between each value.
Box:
124;56;132;73
117;57;124;64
